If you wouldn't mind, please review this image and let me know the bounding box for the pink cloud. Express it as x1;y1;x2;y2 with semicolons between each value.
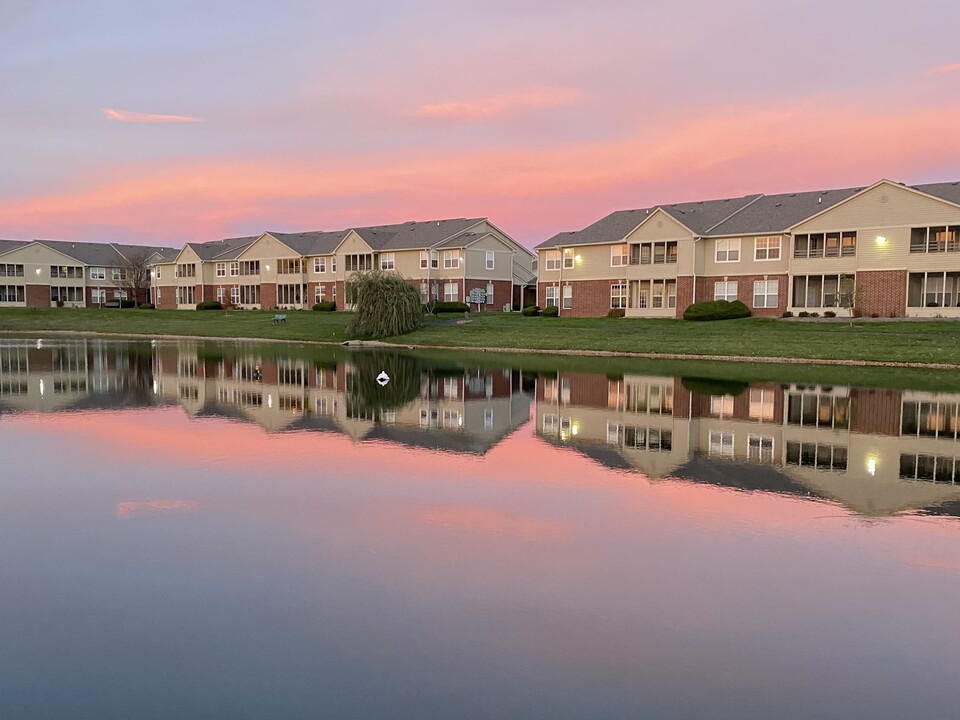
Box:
415;86;583;121
926;63;960;75
102;107;203;123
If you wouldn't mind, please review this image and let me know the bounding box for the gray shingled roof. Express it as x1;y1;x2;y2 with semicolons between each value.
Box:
659;195;763;234
186;236;257;261
0;239;28;257
353;218;484;251
33;239;175;266
265;230;350;256
913;181;960;207
433;231;490;249
706;187;864;236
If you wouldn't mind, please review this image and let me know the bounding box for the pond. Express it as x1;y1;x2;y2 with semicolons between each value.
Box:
1;337;959;720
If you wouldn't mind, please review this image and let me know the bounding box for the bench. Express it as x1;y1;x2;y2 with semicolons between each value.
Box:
272;314;287;324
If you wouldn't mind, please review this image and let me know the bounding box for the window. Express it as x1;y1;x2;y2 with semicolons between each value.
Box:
91;288;106;304
216;262;226;277
50;266;83;278
230;262;239;277
50;287;83;302
899;453;959;483
544;250;561;271
908;272;960;308
444;282;458;302
652;280;665;308
176;263;195;278
315;284;324;303
112;268;127;281
542;414;558;433
786;391;850;429
420;281;429;302
486;282;494;305
314;257;325;273
749;389;775;421
89;266;106;280
786;442;848;471
277;258;302;274
331;257;337;273
610;283;627;309
443;377;459;399
901;400;960;439
545;285;558;308
0;286;25;303
277;284;302;305
754;236;781;261
709;431;735;457
0;264;24;277
443;251;459;269
716;238;740;262
114;290;127;300
714;281;738;301
630;241;677;265
794;231;856;258
753;280;779;308
239;260;260;275
606;422;624;445
154;267;160;280
217;287;225;303
420;252;429;269
239;284;260;305
176;286;195;305
332;283;336;301
486;251;495;270
484;408;494;429
911;226;960;253
748;435;775;463
563;248;574;269
710;395;734;418
792;274;855;308
231;286;240;305
611;244;628;267
380;253;395;271
344;254;372;272
562;285;572;309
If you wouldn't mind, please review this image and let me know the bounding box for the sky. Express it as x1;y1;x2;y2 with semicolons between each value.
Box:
1;0;959;249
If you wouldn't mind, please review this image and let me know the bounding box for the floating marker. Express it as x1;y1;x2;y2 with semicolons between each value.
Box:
376;371;390;387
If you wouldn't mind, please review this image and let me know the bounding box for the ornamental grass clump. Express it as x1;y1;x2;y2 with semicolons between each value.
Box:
347;270;424;339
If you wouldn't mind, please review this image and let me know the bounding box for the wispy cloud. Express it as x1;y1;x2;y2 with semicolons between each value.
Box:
415;86;583;121
102;107;203;123
926;63;960;75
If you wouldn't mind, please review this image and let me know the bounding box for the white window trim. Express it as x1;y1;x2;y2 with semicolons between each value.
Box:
714;281;738;302
544;250;561;271
420;252;429;270
611;244;629;267
753;279;779;309
485;250;495;270
380;253;395;271
443;251;459;269
715;238;741;263
216;262;226;277
754;236;782;262
544;285;559;308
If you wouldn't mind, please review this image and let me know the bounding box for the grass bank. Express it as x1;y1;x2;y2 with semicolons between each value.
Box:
2;307;960;366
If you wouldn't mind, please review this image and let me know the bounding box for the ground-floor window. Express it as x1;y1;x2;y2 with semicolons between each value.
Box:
901;400;960;438
277;284;302;306
239;284;260;305
444;282;458;303
545;285;558;308
708;430;735;457
176;286;195;305
152;288;160;305
50;287;84;303
562;285;572;309
217;287;225;304
420;282;428;303
785;441;848;470
231;286;240;305
714;281;738;301
610;283;627;309
899;453;959;483
487;283;495;306
628;279;675;309
0;285;25;303
792;274;854;308
315;284;324;303
747;434;775;463
753;279;779;308
907;271;960;307
114;290;127;300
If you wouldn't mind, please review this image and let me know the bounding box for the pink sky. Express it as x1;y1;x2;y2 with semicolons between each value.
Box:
2;2;959;248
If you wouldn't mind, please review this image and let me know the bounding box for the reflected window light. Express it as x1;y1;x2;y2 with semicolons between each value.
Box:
867;456;878;476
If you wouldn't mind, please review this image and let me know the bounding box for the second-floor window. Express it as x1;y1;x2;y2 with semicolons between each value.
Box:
50;266;83;279
443;251;459;269
611;244;628;267
716;238;740;263
754;236;781;261
176;263;195;278
239;260;260;275
911;225;960;253
314;257;326;273
344;254;372;272
89;266;105;280
216;262;226;277
486;250;495;270
544;250;561;271
230;262;239;276
277;258;302;274
112;268;127;281
563;248;574;269
794;231;857;258
380;253;395;271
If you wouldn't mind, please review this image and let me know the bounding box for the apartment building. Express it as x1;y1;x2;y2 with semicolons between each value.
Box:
0;238;173;308
536;372;960;517
150;218;537;310
537;179;960;318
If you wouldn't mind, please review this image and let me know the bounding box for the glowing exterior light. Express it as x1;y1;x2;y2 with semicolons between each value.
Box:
35;268;42;275
875;235;887;245
867;456;878;476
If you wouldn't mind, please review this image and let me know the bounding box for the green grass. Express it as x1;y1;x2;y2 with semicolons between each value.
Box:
3;308;960;367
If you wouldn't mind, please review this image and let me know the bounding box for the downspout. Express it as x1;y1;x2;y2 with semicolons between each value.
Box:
557;248;563;317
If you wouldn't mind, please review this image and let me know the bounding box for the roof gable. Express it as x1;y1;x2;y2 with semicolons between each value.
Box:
622;207;696;242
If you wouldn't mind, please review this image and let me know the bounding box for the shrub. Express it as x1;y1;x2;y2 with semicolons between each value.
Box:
824;310;836;318
432;301;470;313
138;303;155;309
871;313;880;318
196;300;223;311
541;305;559;317
681;377;749;397
521;305;541;316
682;300;751;321
781;311;793;318
798;311;810;318
347;270;424;339
55;300;64;307
119;299;136;309
312;301;336;311
809;312;820;318
607;308;626;318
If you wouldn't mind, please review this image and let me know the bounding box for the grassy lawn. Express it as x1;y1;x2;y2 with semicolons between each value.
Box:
3;307;960;366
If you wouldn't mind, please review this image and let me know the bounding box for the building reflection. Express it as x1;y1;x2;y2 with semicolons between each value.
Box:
536;373;960;517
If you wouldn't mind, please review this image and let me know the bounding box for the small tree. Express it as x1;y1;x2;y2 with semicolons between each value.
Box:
347;271;424;339
119;249;154;306
838;277;865;326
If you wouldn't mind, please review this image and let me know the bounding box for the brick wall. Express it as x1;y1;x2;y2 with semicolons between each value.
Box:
538;279;621;317
307;281;337;307
856;270;907;318
850;388;902;436
675;276;694;318
464;279;512;311
695;273;788;317
261;282;277;310
25;284;48;308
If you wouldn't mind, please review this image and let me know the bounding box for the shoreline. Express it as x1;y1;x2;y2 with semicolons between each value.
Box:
3;328;959;371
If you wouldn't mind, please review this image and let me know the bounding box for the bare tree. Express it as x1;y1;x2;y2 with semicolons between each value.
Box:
119;249;154;306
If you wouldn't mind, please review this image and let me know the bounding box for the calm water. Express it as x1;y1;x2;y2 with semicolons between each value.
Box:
1;337;959;720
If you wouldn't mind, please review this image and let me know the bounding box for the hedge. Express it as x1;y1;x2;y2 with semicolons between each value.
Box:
138;303;156;309
431;301;470;313
312;301;336;311
682;300;751;321
541;306;559;317
521;305;540;316
196;300;223;311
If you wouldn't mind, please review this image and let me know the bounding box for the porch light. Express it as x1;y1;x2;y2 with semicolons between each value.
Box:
35;268;42;275
575;255;582;262
875;235;887;245
265;264;271;271
867;455;878;476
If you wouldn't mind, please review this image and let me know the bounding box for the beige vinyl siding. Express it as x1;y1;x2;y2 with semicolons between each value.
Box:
467;220;536;274
237;233;300;284
701;235;789;276
540;243;619;281
389;249;424;279
623;209;695;275
335;230;374;282
1;243;86;288
464;234;514;280
151;263;178;291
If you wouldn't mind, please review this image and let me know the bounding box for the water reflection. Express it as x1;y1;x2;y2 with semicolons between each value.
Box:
2;337;960;517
